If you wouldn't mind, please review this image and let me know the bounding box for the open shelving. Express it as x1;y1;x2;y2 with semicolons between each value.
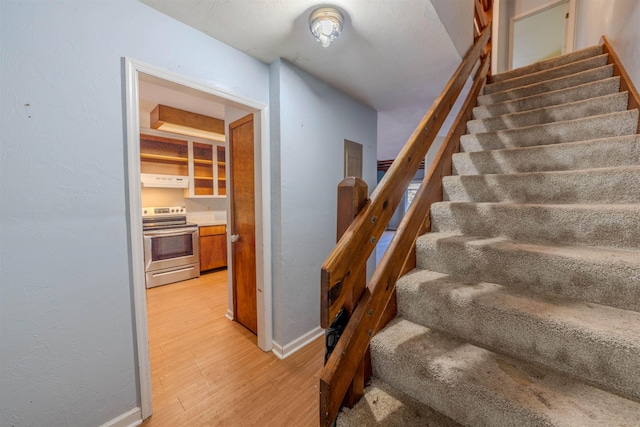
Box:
139;128;226;198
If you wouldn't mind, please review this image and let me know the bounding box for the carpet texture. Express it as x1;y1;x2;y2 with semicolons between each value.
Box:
337;44;640;425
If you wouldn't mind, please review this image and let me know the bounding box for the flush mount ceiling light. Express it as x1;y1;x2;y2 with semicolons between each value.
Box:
150;104;225;142
309;6;344;47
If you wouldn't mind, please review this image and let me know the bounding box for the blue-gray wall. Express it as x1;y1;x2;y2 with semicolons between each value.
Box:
1;1;379;425
0;1;268;425
270;59;377;347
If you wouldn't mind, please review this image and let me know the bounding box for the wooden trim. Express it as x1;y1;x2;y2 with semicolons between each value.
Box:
319;41;492;427
150;104;225;134
320;24;492;330
140;132;188;145
602;36;640;133
475;0;487;30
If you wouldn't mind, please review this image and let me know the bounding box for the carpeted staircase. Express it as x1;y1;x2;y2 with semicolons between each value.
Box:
337;45;640;426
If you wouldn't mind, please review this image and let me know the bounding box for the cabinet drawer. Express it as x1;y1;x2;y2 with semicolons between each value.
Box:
200;225;226;236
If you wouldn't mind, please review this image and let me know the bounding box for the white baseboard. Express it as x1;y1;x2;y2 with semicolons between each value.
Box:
272;326;324;359
100;407;142;427
225;309;234;321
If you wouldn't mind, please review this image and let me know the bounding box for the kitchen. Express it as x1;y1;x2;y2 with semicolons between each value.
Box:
139;79;231;289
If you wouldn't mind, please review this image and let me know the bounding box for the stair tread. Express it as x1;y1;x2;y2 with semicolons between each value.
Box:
430;201;640;249
372;318;640;426
398;268;640;348
466;92;628;133
453;134;640;175
417;232;640;263
490;45;604;83
415;232;640;312
484;54;609;95
397;268;640;400
473;77;621;118
477;64;614;106
460;109;639;152
443;164;640;204
337;378;462;427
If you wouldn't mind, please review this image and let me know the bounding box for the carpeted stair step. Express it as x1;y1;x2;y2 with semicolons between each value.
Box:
472;77;621;119
415;233;640;312
460;110;639;152
466;92;628;133
336;378;462;427
430;202;640;249
442;165;640;204
396;269;640;402
490;45;604;83
370;318;640;427
477;64;614;106
483;54;609;95
452;134;640;175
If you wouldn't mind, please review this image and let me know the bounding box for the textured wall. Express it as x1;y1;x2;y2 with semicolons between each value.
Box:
271;59;377;348
0;1;268;425
575;0;640;89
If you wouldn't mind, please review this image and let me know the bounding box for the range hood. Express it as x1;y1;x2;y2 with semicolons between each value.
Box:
141;173;188;188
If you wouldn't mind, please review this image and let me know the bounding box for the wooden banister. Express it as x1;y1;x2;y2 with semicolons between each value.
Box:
602;36;640;132
333;177;368;407
320;23;492;330
319;22;492;426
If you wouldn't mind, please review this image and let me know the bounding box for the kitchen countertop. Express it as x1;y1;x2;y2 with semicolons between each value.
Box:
187;212;227;227
193;219;227;227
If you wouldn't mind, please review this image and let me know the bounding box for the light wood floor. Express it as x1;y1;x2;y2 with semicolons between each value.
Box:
141;270;324;427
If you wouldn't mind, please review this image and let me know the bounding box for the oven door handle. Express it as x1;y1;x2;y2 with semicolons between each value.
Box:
144;228;196;237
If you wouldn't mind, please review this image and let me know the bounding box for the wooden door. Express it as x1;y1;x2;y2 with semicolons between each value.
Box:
344;139;363;178
228;114;257;334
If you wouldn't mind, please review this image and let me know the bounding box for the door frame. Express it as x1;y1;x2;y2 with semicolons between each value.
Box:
508;0;577;70
124;57;273;419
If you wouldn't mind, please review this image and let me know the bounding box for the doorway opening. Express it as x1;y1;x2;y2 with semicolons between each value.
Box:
508;0;577;69
124;58;272;419
344;139;363;178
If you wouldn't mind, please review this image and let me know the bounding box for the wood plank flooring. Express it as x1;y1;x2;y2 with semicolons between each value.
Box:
141;270;324;427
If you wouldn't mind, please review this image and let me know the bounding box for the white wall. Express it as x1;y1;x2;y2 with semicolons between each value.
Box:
430;0;474;57
0;1;268;426
494;0;515;73
575;0;640;89
513;0;551;16
270;59;378;348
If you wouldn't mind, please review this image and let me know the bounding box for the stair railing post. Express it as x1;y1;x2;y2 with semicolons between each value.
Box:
332;176;369;407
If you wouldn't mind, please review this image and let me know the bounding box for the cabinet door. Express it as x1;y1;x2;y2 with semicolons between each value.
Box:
186;141;227;198
217;146;226;196
200;226;227;271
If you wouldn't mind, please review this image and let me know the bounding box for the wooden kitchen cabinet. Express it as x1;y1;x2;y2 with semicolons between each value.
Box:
140;133;188;176
187;141;227;198
140;128;226;198
199;225;227;271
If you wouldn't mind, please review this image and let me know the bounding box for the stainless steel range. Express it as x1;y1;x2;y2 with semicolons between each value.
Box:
142;206;200;288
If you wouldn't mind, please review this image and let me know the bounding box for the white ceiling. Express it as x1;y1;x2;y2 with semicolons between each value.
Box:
139;0;474;160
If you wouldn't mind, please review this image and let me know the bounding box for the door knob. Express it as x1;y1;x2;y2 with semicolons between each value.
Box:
230;234;240;243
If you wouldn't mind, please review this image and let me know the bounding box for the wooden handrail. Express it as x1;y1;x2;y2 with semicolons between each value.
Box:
320;23;492;330
319;23;492;426
602;36;640;132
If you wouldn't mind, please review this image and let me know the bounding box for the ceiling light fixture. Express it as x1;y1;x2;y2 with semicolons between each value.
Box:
150;104;225;142
309;6;344;47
